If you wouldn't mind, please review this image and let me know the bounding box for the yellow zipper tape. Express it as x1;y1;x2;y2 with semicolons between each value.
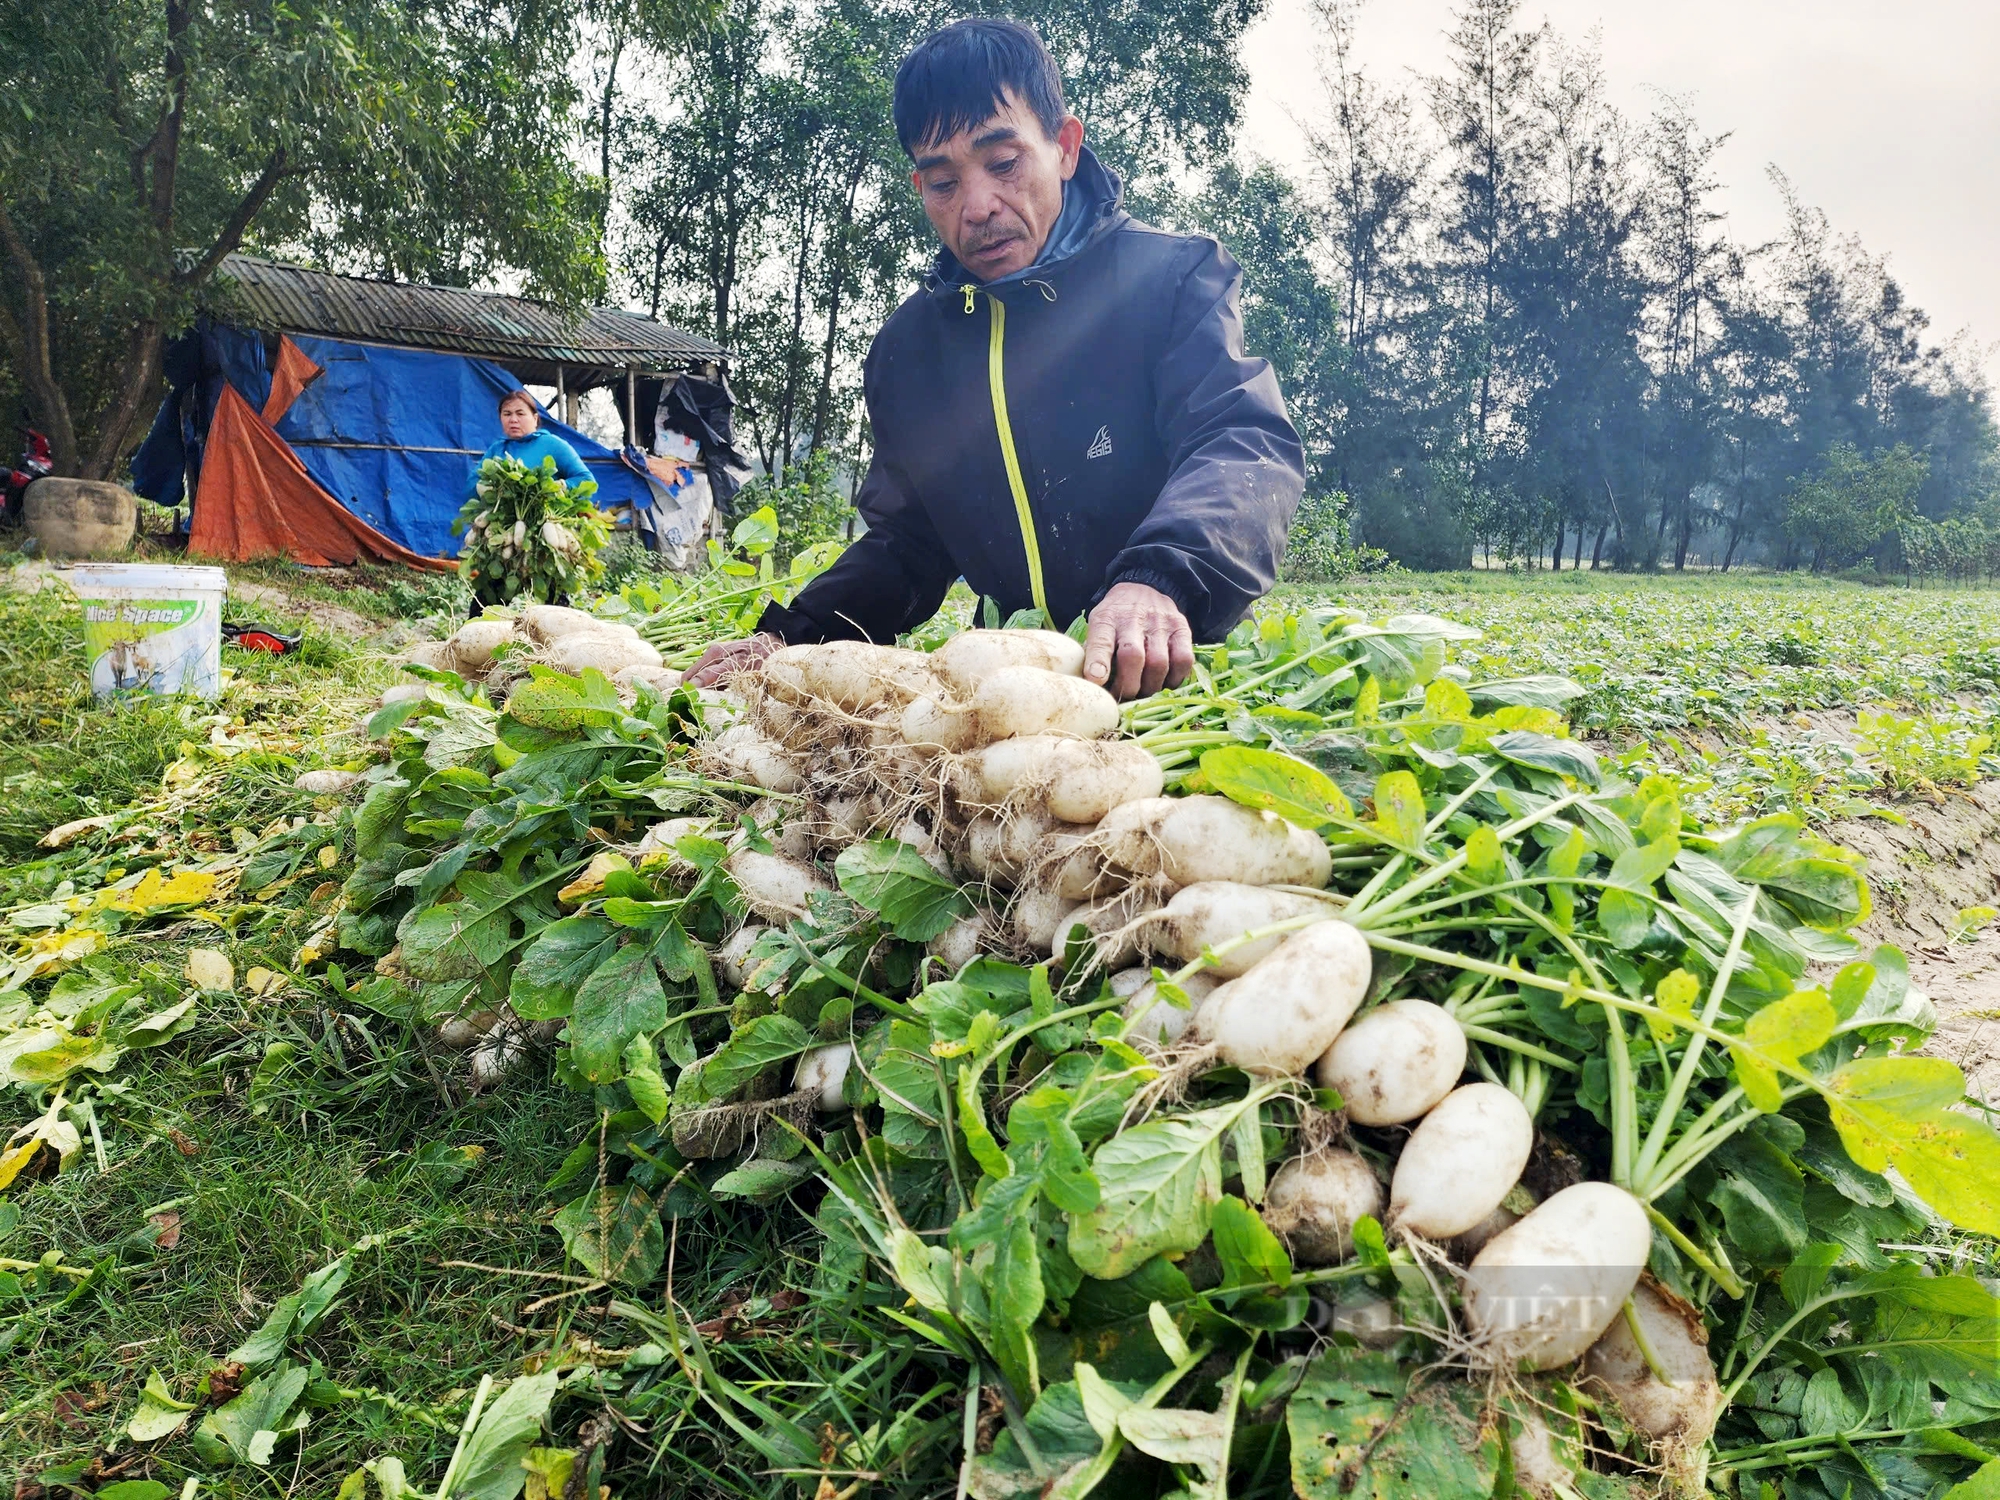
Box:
985;293;1048;619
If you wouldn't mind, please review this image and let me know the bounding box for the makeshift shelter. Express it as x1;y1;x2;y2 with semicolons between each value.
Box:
132;254;733;566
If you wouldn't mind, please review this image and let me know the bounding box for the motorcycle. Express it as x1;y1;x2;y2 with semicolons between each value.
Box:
3;427;53;527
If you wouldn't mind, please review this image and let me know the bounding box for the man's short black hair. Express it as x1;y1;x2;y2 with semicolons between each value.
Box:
892;18;1067;159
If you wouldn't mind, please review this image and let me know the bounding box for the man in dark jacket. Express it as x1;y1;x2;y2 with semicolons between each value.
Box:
689;17;1304;699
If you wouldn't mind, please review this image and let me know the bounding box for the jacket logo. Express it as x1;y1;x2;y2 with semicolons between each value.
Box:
1086;425;1113;460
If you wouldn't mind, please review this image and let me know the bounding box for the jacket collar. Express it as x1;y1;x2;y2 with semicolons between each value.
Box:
927;145;1125;295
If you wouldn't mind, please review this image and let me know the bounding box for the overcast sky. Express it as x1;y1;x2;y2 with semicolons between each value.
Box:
1234;0;2000;389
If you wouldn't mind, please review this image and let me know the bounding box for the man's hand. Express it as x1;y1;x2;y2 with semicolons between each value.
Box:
1083;582;1194;700
685;632;783;688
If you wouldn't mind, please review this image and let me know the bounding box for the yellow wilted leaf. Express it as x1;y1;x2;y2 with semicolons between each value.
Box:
102;868;222;913
1649;967;1700;1043
0;1105;83;1190
0;1139;41;1192
317;844;340;870
558;852;629;905
186;948;235;992
244;967;284;998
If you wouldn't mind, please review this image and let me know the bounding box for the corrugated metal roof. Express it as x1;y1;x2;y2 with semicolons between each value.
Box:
206;253;729;372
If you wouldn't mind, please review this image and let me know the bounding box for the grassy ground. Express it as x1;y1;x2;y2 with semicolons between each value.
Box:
6;564;2000;1498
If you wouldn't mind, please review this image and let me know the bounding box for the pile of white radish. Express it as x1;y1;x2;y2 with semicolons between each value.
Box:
677;630;1363;986
415;618;1705;1443
384;603;679;711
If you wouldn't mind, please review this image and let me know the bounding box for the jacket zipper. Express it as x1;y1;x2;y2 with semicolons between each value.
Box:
965;282;1049;620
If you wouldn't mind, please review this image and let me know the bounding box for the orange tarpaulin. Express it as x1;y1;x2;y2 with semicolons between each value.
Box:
189;381;455;571
262;334;323;424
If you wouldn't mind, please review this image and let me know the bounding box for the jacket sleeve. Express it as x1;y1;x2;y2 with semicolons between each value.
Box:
757;444;960;645
1100;236;1305;640
548;436;594;489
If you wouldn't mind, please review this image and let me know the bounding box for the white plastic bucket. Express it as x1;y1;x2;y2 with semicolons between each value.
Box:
63;563;228;699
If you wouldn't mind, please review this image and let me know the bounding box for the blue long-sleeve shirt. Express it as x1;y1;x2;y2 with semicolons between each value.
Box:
473;430;593;495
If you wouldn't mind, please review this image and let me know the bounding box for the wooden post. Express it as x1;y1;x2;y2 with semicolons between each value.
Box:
554;364;565;423
626;366;638;449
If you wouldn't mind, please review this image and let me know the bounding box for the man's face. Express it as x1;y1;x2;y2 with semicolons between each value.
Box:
910;91;1084;282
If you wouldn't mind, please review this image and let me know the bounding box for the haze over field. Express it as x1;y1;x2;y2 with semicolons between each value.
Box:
1239;0;2000;389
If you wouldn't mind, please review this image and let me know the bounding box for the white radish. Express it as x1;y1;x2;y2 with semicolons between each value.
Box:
1115;967;1220;1046
1011;880;1081;952
928;911;993;972
960;807;1087;889
1316;999;1467;1125
894;817;955;879
817;793;887;846
967;736;1164;824
437;1009;501;1050
1191;920;1372;1075
725;850;830;921
763;641;938;712
900;692;981;753
1153;796;1331;888
468;1023;526;1088
1506;1408;1580;1499
717;924;773;990
448;618;514;675
752;691;804;748
930;628;1085;695
795;1044;854;1113
1051;879;1172;970
1051;799;1167;898
1067;796;1329;891
703;724;803;793
1388;1082;1534;1240
403;639;452;670
636;816;717;875
516;603;607;643
1581;1279;1721;1444
1465;1182;1652;1371
1262;1150;1384;1264
971;667;1119;743
1154;882;1333;977
545;632;662;675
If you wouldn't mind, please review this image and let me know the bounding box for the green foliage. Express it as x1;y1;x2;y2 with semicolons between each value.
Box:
1900;513;2000;586
726;452;854;566
1785;444;1930;573
1280;491;1396;583
455;456;611;605
382;572;475;623
1856;708;1994;792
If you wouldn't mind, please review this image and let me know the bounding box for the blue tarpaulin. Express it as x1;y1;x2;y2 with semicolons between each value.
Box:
133;320;657;560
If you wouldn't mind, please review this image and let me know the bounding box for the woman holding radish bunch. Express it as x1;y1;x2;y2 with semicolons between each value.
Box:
474;389;592;494
689;18;1304;701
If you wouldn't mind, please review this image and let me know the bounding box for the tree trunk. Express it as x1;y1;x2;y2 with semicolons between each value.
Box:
774;170;818;482
808;163;864;456
1590;523;1607;570
1571;523;1584;570
1550;516;1563;570
598;24;626;257
0;202;81;474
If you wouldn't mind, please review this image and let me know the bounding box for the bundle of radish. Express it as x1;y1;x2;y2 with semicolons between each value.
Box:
324;603;2000;1500
453;453;611;605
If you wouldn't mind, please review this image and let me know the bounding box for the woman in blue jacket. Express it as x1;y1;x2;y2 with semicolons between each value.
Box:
478;388;593;488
